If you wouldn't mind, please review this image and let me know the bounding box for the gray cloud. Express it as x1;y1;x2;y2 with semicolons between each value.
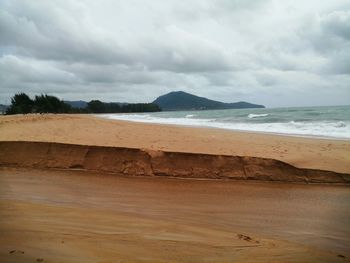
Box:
0;0;349;107
322;10;350;40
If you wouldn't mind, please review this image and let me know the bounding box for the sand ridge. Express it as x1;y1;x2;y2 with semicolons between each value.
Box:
0;141;349;184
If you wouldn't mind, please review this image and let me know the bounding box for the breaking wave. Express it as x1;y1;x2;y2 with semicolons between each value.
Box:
98;106;350;139
248;113;269;118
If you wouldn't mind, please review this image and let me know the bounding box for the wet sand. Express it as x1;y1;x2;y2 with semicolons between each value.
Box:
0;168;349;262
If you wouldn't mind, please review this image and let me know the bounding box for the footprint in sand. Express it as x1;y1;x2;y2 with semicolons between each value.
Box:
9;250;24;254
237;234;260;244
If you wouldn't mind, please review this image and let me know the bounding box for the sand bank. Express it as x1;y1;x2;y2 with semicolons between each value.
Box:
0;141;349;184
1;168;349;262
0;114;349;174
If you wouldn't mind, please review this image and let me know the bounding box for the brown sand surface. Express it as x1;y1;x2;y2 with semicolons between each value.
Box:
0;114;349;173
0;167;350;262
1;141;349;184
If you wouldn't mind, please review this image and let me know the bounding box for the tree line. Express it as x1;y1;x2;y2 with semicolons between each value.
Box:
5;93;161;114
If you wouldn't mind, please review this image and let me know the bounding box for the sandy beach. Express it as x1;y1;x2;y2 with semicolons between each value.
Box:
0;114;349;173
0;114;350;262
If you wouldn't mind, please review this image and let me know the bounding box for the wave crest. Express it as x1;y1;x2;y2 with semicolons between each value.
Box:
248;113;269;119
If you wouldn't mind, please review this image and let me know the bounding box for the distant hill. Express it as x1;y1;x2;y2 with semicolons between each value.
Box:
64;100;129;109
153;91;264;111
64;100;88;108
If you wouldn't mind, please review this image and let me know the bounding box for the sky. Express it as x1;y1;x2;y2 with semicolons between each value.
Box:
0;0;349;107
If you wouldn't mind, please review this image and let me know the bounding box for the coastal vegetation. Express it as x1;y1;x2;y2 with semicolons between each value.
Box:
86;100;161;113
4;91;264;115
5;93;161;114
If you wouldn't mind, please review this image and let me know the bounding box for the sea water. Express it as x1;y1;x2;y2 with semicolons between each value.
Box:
99;105;350;139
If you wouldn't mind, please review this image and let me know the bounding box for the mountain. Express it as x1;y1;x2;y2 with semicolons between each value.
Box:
153;91;264;111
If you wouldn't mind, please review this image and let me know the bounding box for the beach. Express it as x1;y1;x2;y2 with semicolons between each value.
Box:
0;114;349;173
0;114;350;262
2;0;350;261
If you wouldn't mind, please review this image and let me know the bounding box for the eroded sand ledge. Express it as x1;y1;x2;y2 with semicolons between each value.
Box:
1;141;349;184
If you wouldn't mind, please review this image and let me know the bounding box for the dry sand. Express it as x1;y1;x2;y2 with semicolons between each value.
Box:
1;167;349;262
0;114;349;173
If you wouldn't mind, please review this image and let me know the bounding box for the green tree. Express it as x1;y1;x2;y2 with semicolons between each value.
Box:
33;94;72;113
87;100;106;113
121;103;161;113
6;93;34;114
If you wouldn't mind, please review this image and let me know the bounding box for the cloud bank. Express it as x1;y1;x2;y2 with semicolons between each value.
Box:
0;0;349;106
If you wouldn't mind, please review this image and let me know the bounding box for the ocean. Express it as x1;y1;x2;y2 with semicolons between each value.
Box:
99;105;350;139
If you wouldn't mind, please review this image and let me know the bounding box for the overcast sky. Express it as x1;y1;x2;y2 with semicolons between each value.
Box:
0;0;349;107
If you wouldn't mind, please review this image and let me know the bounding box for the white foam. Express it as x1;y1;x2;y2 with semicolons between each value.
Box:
335;121;346;128
248;113;269;118
97;114;350;139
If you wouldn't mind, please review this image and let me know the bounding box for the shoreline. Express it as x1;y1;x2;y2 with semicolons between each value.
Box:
96;113;350;141
95;109;350;140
